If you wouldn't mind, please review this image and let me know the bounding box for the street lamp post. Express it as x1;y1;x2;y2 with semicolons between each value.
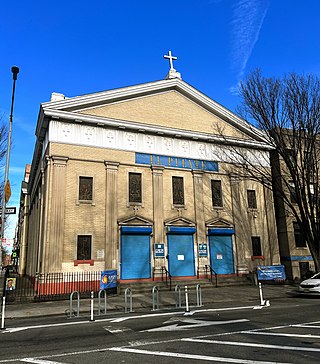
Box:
0;66;19;269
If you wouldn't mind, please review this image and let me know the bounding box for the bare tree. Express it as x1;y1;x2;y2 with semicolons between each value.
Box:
235;69;320;271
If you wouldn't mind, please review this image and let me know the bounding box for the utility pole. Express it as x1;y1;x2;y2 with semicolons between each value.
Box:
0;66;19;269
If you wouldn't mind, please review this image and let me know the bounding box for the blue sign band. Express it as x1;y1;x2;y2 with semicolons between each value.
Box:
136;153;218;172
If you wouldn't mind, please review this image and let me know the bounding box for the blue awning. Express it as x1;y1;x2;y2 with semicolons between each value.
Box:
121;226;152;235
167;226;196;234
208;228;235;235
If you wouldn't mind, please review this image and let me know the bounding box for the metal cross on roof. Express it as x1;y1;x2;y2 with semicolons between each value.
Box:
164;51;177;70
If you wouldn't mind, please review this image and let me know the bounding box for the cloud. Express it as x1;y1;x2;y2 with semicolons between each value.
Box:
230;0;270;84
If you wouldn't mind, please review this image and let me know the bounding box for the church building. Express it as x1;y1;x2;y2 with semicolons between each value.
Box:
23;52;281;282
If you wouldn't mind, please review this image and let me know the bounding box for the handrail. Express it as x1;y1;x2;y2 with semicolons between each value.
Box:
205;265;218;288
161;266;172;291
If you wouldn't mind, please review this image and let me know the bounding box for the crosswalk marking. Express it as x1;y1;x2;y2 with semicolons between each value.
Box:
183;338;320;352
109;347;292;364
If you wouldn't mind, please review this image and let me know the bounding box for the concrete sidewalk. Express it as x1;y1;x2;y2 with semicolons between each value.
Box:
3;284;300;320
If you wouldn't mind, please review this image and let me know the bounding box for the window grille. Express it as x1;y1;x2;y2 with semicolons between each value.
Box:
247;189;257;209
77;235;92;260
251;236;262;256
129;172;142;203
211;180;223;207
172;176;184;205
79;176;93;201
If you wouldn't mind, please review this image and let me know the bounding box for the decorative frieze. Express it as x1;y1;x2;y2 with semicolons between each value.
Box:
49;120;270;167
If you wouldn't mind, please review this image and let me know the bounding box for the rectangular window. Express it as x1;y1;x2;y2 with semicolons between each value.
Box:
79;176;93;201
286;148;295;165
77;235;92;260
293;222;307;248
251;236;262;256
172;176;184;205
211;180;223;207
129;172;142;203
289;181;297;203
247;190;257;209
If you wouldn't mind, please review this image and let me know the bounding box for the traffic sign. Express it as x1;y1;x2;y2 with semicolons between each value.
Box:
4;180;11;203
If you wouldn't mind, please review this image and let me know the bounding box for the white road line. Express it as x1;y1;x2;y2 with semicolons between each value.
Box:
242;331;320;339
142;318;249;332
293;324;320;329
110;305;255;323
183;338;320;352
2;305;256;333
210;320;320;338
109;347;292;364
20;359;66;364
1;318;114;334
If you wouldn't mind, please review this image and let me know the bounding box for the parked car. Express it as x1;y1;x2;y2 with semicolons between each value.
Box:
299;272;320;294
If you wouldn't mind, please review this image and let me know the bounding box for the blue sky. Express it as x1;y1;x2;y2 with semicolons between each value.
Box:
0;0;319;241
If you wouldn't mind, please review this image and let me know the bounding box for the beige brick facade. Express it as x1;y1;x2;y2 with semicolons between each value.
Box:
24;77;281;281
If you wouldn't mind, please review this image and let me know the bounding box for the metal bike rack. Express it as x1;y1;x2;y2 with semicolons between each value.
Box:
175;284;182;308
196;284;202;307
69;290;80;319
152;286;159;311
98;289;107;316
124;287;133;313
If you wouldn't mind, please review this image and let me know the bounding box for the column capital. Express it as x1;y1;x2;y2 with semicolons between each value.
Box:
51;155;68;167
192;169;204;177
104;161;120;170
152;165;164;175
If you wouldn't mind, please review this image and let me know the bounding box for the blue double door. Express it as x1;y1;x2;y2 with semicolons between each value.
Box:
121;227;152;280
167;227;196;277
208;229;235;274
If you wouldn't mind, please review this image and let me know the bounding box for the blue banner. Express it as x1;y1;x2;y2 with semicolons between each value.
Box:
256;265;286;281
100;270;117;290
136;153;218;172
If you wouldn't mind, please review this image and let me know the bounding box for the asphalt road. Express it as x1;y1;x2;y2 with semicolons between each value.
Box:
1;295;320;363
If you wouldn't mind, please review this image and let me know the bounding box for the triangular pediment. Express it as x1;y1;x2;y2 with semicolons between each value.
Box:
164;216;195;227
78;91;250;140
118;215;153;226
40;78;267;144
205;218;234;229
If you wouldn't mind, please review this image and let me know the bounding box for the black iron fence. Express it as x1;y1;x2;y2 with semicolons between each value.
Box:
1;271;115;302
